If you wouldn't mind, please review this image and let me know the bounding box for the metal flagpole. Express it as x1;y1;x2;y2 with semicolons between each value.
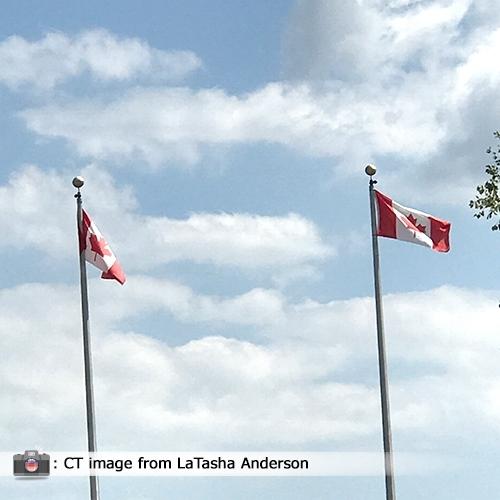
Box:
366;165;396;500
73;176;100;500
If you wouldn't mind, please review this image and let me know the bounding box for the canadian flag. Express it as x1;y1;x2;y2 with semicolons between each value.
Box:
79;210;126;284
374;190;451;252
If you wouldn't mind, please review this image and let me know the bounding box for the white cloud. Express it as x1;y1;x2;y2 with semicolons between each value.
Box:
284;0;475;82
0;29;201;90
14;18;499;205
0;279;370;451
281;0;500;202
20;82;447;166
93;275;287;327
99;284;500;448
1;280;499;451
3;4;500;203
0;165;332;272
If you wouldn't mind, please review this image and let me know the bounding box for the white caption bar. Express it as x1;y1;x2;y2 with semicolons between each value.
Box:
2;452;452;477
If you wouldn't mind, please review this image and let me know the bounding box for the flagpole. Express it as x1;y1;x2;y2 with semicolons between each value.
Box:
366;165;396;500
73;176;100;500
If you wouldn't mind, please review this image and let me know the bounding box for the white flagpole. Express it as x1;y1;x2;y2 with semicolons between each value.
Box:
73;177;100;500
366;165;396;500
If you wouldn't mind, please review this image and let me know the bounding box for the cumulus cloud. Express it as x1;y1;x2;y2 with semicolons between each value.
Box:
20;82;447;166
0;29;201;90
0;279;370;452
0;280;499;452
281;0;500;202
85;283;500;448
15;2;500;202
0;165;332;272
92;275;287;328
283;0;474;81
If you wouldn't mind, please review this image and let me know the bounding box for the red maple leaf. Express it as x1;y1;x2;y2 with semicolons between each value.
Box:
89;233;112;258
407;214;426;233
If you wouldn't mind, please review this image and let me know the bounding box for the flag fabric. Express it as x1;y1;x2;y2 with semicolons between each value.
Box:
374;190;451;252
79;210;126;284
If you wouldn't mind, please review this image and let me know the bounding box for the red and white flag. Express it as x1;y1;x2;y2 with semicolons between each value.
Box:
375;190;451;252
79;210;126;284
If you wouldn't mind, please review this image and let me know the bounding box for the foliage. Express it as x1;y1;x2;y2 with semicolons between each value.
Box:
469;131;500;231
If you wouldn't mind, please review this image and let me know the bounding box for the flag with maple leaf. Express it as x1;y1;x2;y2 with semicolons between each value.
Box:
374;190;451;252
79;210;126;284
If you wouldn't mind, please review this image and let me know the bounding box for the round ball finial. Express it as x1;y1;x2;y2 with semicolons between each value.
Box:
72;176;85;189
365;164;377;176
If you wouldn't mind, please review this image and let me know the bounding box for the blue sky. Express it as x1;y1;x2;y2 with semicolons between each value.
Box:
1;1;500;499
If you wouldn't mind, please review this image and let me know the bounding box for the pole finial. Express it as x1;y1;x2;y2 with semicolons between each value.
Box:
72;176;85;189
365;164;377;177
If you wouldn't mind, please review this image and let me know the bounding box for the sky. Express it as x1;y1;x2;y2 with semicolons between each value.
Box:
1;0;500;498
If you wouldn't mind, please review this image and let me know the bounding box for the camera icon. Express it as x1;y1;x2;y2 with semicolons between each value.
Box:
13;450;50;477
